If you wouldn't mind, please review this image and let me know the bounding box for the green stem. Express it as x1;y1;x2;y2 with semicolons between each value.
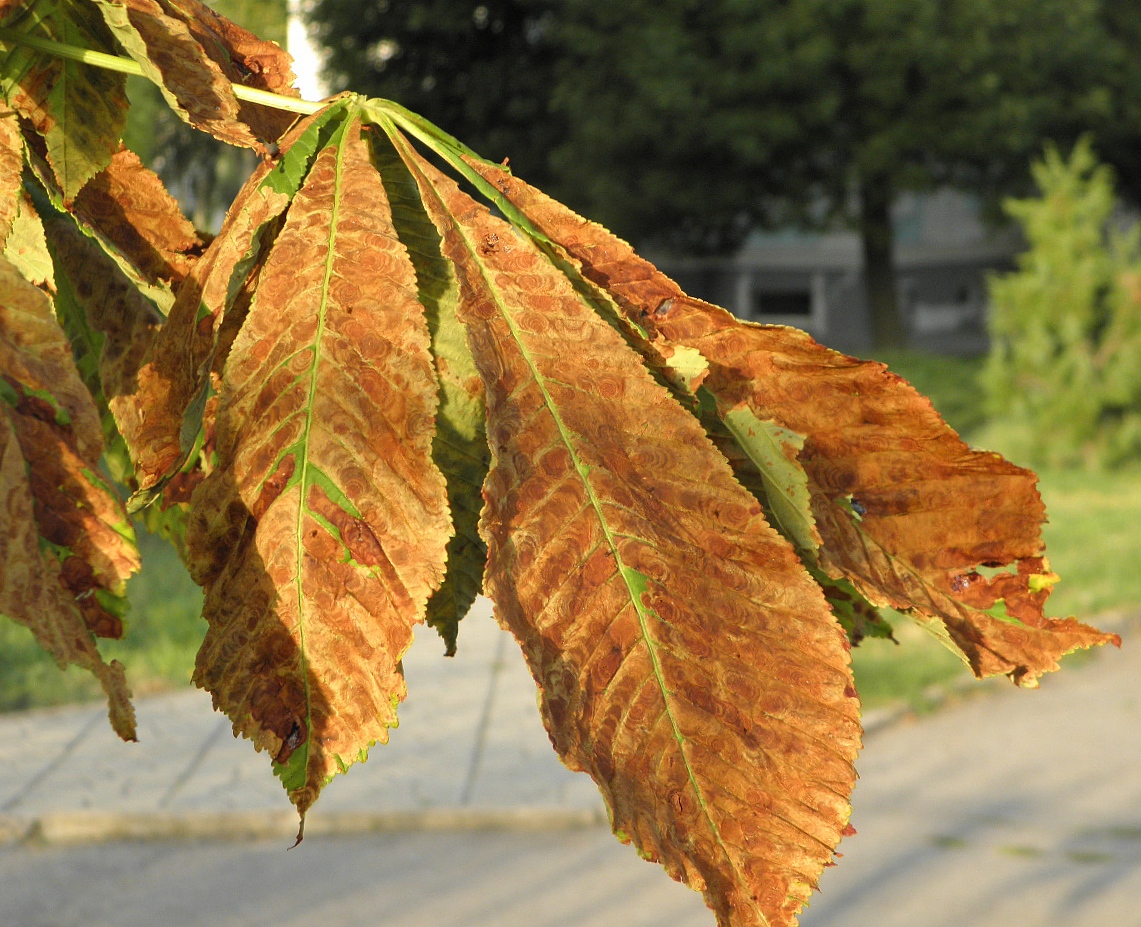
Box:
0;27;323;116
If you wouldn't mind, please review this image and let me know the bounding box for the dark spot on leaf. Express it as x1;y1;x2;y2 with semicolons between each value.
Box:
251;455;295;520
275;718;307;764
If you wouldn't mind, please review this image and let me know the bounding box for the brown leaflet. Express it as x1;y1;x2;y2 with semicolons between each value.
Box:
96;0;263;151
0;255;100;457
0;413;135;739
0;106;23;243
159;0;300;143
400;141;859;927
71;147;203;288
0;256;138;737
40;213;162;447
122;151;286;493
187;117;450;818
121;106;345;496
0;255;139;635
465;159;1119;685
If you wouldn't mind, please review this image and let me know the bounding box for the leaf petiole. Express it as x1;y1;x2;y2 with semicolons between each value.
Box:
0;27;323;116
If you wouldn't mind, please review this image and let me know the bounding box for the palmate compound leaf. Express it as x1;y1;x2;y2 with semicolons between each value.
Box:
462;158;1120;685
0;0;128;200
185;111;451;820
388;127;860;927
0;254;137;739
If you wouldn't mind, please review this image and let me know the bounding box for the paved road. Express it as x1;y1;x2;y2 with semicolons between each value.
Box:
2;599;1138;927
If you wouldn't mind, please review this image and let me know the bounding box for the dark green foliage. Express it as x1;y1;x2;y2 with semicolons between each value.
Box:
308;0;1118;345
310;0;562;197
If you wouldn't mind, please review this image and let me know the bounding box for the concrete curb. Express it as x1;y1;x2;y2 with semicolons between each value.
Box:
2;806;610;847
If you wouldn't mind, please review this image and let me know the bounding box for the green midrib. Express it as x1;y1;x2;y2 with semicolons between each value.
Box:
443;221;737;892
282;133;351;791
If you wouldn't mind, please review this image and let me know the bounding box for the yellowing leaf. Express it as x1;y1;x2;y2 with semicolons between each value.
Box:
400;136;860;927
71;147;203;287
3;188;53;288
123;103;350;499
466;159;1120;686
0;105;22;242
720;401;819;554
1;0;128;200
186;115;451;819
368;128;489;654
0;254;137;738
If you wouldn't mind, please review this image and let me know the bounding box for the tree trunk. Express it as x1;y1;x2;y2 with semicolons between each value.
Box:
859;173;905;349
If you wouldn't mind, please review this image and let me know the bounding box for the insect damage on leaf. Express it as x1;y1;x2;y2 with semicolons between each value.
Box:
367;126;490;655
0;254;138;739
393;132;860;927
463;157;1120;686
122;103;350;501
0;11;1128;926
71;147;204;287
186;112;451;817
93;0;296;152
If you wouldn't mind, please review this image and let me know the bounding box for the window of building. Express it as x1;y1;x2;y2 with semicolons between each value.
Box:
752;289;813;316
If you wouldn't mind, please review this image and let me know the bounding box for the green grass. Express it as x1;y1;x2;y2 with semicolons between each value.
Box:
0;531;204;713
2;351;1137;717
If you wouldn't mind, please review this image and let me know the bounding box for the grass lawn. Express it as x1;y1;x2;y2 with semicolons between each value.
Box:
1;351;1136;717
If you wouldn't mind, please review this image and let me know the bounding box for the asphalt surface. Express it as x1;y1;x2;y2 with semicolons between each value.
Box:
2;598;1138;927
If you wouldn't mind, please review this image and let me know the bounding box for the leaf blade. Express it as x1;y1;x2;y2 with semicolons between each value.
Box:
186;114;452;817
368;125;489;654
93;0;266;151
402;139;860;927
0;253;137;738
1;0;128;200
122;102;350;499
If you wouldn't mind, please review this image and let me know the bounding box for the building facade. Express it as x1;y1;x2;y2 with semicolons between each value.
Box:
652;189;1022;356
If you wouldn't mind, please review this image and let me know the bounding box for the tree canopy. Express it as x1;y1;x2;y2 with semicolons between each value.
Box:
311;0;1119;346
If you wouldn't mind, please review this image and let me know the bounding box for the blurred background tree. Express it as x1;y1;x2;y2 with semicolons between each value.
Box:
982;139;1141;469
307;0;1120;348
